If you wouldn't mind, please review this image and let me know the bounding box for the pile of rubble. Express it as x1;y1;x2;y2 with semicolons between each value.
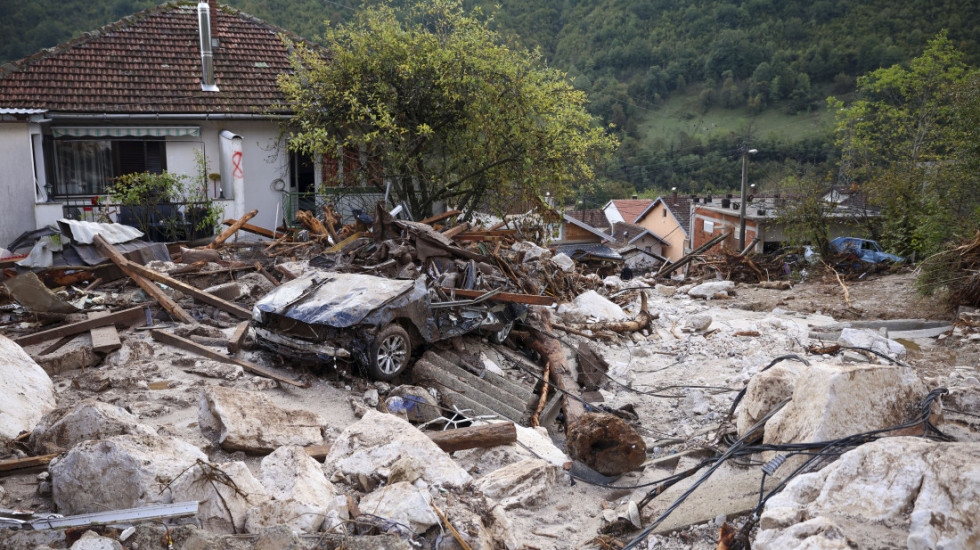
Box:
2;205;979;549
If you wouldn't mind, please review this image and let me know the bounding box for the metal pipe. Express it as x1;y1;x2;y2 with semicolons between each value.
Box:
738;148;757;251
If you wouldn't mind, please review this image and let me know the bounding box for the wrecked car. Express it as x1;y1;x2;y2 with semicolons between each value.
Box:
251;271;526;380
830;237;904;264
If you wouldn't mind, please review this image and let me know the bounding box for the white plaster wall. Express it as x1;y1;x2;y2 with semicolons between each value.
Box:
0;123;40;249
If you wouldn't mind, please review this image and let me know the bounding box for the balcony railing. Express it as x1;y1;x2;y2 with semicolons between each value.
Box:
58;196;220;242
281;188;386;226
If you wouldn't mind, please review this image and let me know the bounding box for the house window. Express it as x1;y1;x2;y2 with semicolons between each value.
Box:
48;139;166;197
704;220;714;233
289;151;316;194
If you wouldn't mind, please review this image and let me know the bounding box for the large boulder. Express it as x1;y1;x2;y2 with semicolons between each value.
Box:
247;445;347;533
167;460;269;534
557;290;628;324
324;410;472;488
474;458;560;509
762;363;928;463
384;385;441;424
687;280;735;299
30;400;155;454
199;386;326;453
838;328;906;358
567;413;646;476
358;482;440;533
0;334;56;441
734;362;807;437
756;438;980;550
50;433;207;514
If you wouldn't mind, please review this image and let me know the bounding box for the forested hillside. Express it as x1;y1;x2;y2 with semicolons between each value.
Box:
2;0;978;199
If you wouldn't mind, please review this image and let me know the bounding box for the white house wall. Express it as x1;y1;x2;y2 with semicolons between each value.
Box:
0;122;40;248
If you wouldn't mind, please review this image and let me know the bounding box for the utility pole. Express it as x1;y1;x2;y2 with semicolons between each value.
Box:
739;147;758;251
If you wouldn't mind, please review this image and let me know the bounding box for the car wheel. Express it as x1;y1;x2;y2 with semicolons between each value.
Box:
368;324;412;380
490;321;514;344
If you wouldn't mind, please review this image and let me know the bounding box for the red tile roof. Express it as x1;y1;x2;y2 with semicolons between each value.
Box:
564;208;611;231
0;2;305;115
610;199;653;223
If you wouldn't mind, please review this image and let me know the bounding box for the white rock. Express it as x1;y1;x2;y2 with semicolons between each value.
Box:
603;275;625;289
199;386;325;453
757;438;980;550
654;284;676;297
30;400;155;454
763;363;927;462
50;433;207;515
0;334;56;441
515;425;569;467
363;389;379;408
245;498;332;534
260;446;337;505
474;458;560;509
687;280;735;298
324;410;472;488
549;253;575;272
683;314;712;332
682;390;710;416
385;385;441;424
70;531;124;550
358;481;439;533
512;241;551;262
755;517;854;550
734;362;807;437
838;328;906;358
167;461;269;534
480;354;505;377
557;290;628;323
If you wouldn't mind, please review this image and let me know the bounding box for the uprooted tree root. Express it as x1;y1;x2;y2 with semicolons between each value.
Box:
917;230;980;311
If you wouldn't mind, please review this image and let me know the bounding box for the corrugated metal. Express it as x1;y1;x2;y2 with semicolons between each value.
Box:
71;241;170;266
57;219;143;245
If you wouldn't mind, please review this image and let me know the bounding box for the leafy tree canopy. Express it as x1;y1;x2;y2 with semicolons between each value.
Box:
277;0;617;218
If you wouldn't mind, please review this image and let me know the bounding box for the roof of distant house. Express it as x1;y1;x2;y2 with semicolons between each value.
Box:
635;196;693;237
565;208;611;231
608;199;654;223
609;221;668;247
0;2;308;115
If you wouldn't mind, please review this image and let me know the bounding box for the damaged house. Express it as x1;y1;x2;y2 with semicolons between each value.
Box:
0;1;375;248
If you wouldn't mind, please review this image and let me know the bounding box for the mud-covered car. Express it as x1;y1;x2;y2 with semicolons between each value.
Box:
251;271;526;380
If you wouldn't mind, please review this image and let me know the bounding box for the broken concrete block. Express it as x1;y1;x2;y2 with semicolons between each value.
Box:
167;460;269;534
567;413;646;476
260;445;337;504
549;253;575;272
0;334;56;441
198;386;326;453
324;410;472;488
245;498;331;535
203;282;246;302
654;284;676;297
358;481;440;533
104;339;154;368
515;425;569;467
440;499;520;550
69;530;124;550
384;385;441;424
687;280;735;298
50;433;207;515
35;339;101;375
734;362;807;437
557;290;628;323
474;458;560;509
30;400;156;455
762;363;928;463
838;328;906;358
756;438;980;550
512;241;551;262
682;313;712;332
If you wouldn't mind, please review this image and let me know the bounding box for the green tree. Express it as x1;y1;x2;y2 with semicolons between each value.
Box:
277;0;617;219
831;32;978;258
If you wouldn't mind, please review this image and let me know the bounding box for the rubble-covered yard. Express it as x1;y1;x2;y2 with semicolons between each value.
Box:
2;210;979;550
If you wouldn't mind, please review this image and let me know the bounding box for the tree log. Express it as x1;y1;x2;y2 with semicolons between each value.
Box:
295;210;328;237
426;422;517;452
528;308;585;429
206;209;258;249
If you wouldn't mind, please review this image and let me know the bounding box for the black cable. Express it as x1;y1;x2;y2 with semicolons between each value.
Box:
726;354;810;418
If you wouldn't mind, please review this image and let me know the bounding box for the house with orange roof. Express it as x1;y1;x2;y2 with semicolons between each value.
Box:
632;194;693;262
602;197;653;226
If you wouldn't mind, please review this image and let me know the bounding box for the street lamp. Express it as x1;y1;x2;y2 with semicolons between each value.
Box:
739;148;758;251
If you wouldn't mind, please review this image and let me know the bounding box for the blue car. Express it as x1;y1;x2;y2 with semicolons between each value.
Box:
830;237;904;263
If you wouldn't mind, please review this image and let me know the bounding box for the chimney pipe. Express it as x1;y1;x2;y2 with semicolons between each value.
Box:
632;194;638;200
198;1;219;92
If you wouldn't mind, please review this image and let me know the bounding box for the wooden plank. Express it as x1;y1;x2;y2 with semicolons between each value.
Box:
117;259;251;320
39;334;77;356
149;329;308;388
441;222;470;239
14;305;146;347
418;209;462;225
277;265;299;280
0;454;58;477
324;231;368;254
452;234;508;242
441;287;555;306
426;422;517;452
304;444;332;462
207;209;258;249
227;321;249;354
254;262;279;287
93;235;195;324
221;219;289;240
88;311;121;354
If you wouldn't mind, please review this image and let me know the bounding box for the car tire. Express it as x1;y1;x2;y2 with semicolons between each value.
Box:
490;321;514;344
368;324;412;381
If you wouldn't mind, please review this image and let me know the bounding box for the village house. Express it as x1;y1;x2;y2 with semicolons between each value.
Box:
632;194;692;262
0;1;365;247
601;197;653;226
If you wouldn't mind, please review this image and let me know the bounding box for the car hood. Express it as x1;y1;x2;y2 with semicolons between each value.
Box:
254;271;423;328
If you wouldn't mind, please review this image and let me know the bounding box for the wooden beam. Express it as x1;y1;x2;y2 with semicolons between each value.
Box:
441;288;555;306
227;321;249;354
14;305;147;347
150;329;308;388
418;210;462;226
111;257;251;320
221;219;290;240
207;209;258;249
93;235;195;324
426;422;517;452
0;454;58;477
441;222;470;239
39;334;77;356
304;444;331;462
324;231;368;254
277;265;299;280
88;311;122;354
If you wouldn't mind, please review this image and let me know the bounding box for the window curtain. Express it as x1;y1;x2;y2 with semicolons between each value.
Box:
53;140;113;196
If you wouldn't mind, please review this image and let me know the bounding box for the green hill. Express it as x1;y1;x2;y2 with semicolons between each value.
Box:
2;0;977;198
